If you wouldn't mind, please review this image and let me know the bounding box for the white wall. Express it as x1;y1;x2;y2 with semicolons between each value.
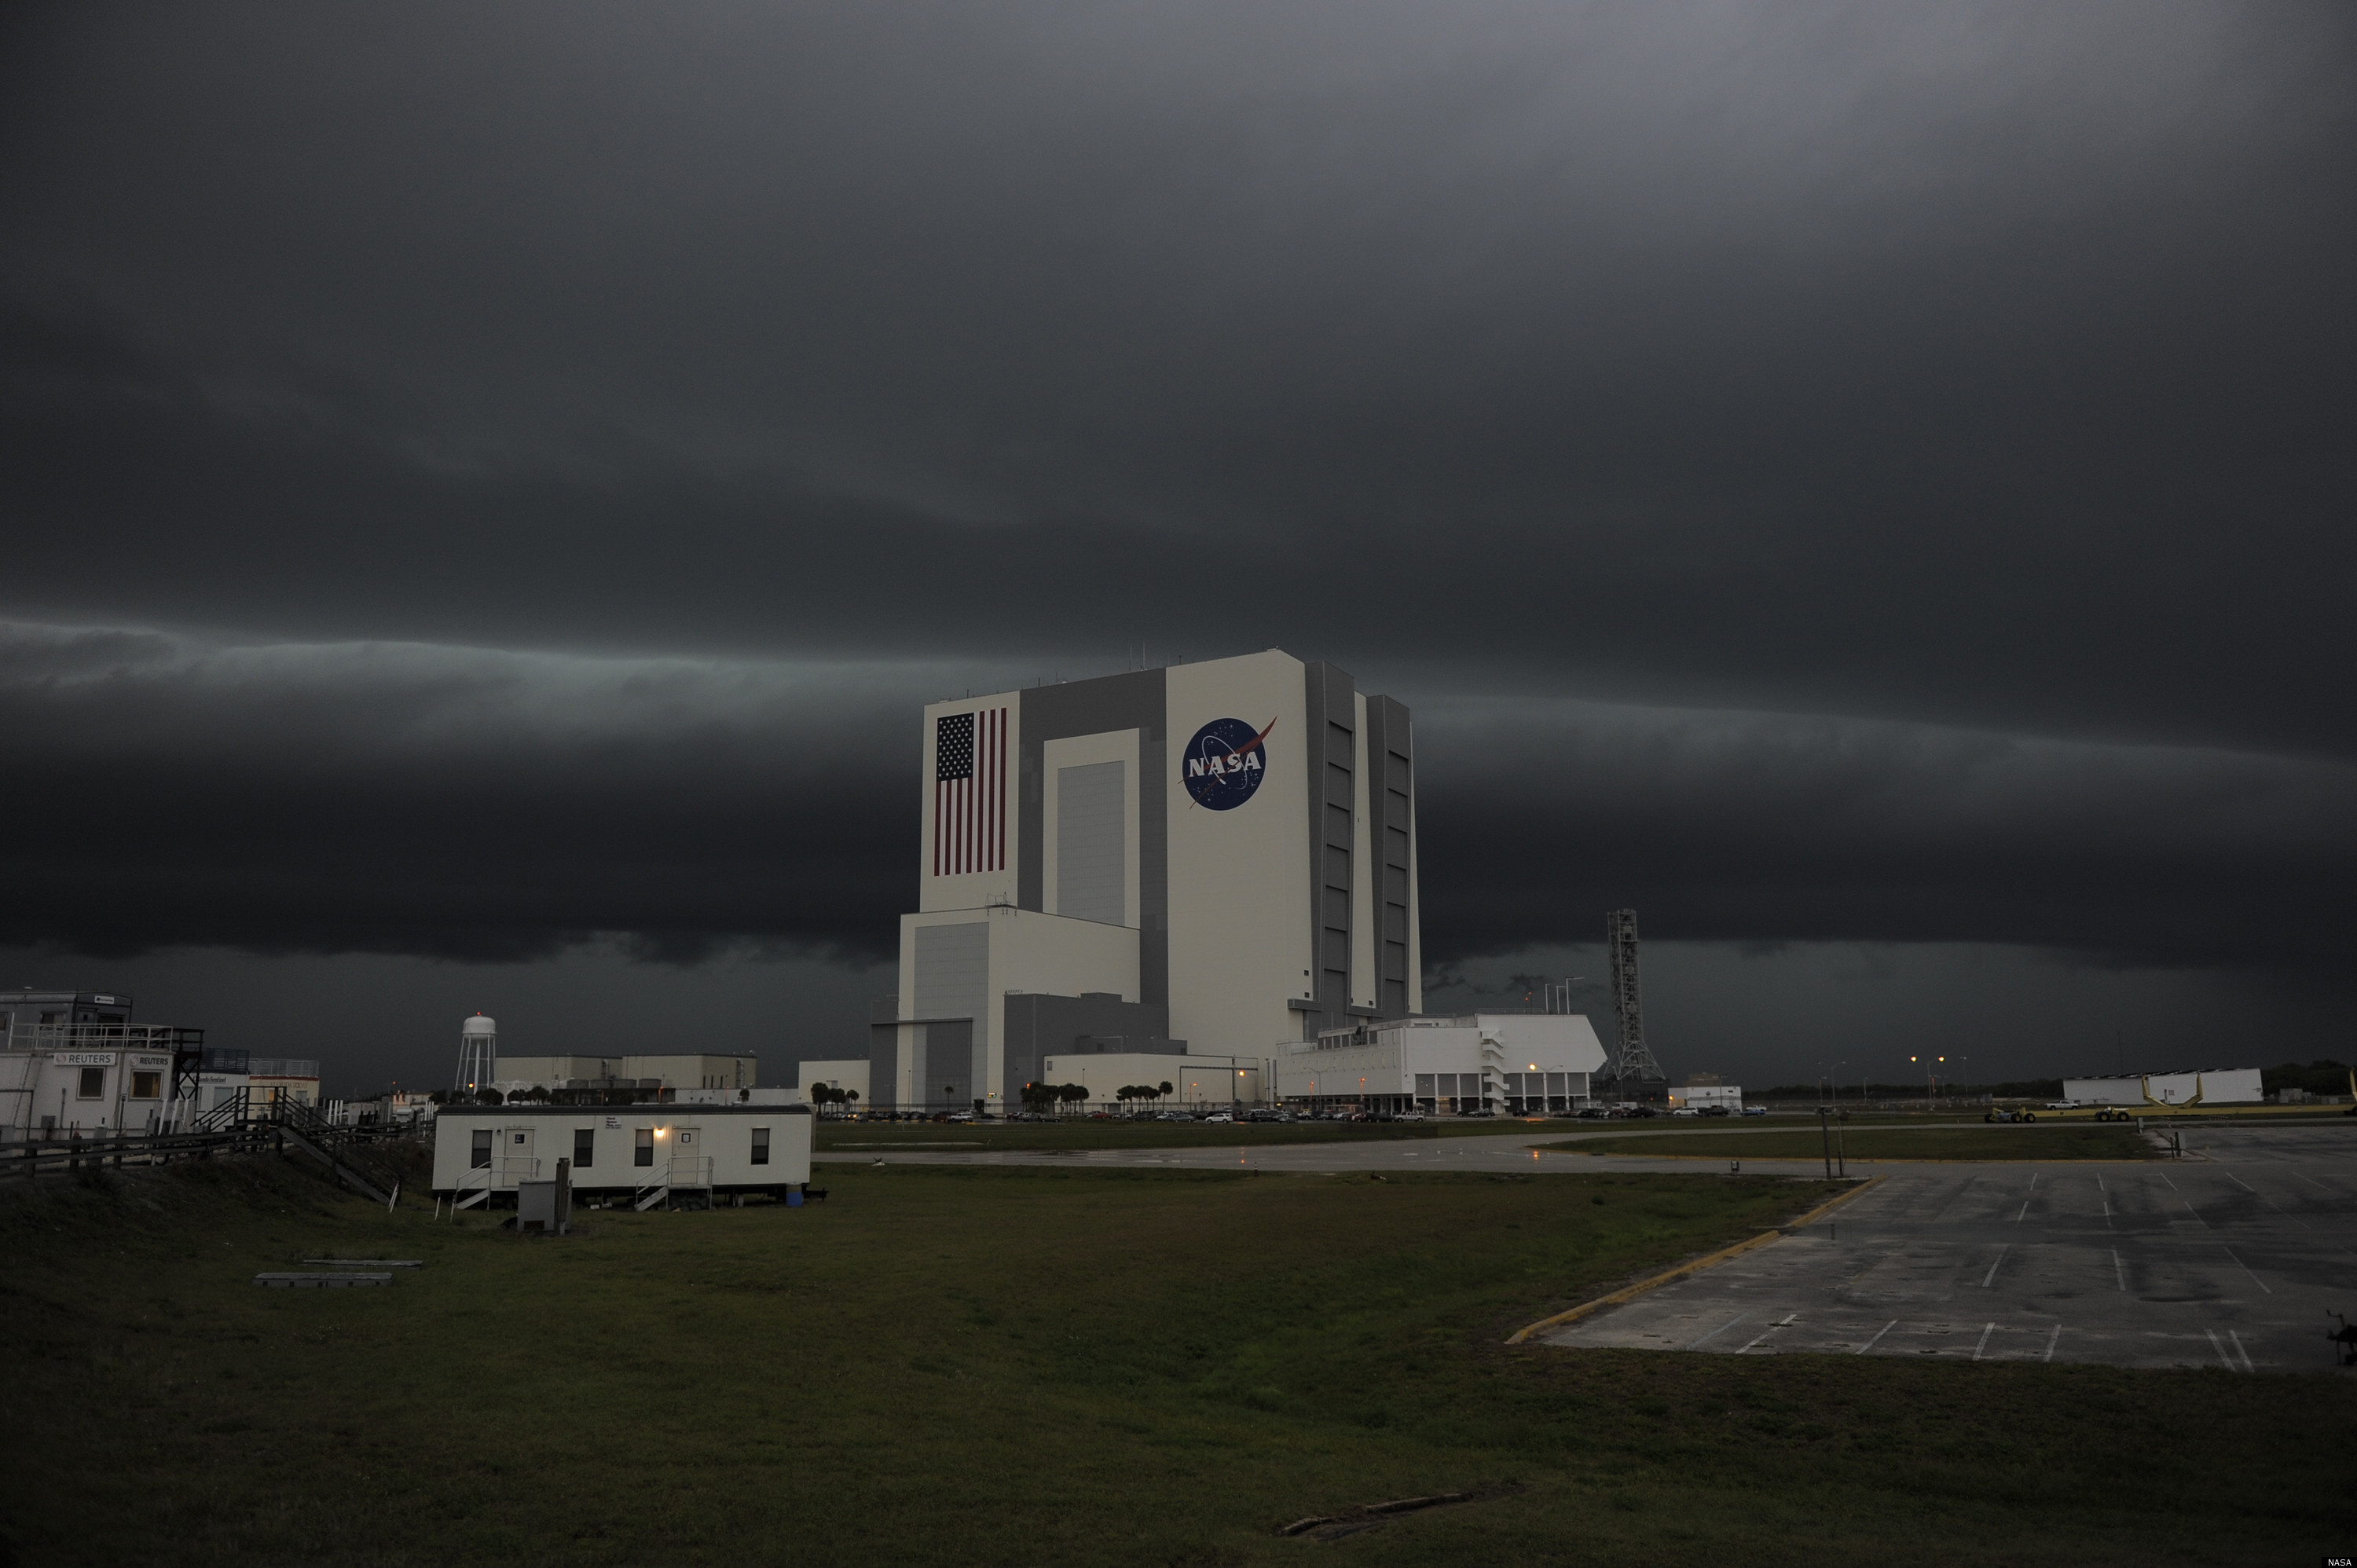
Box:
1475;1014;1608;1075
1040;1052;1263;1105
0;1048;177;1134
796;1059;871;1101
1164;650;1314;1053
431;1107;812;1192
2064;1069;2263;1106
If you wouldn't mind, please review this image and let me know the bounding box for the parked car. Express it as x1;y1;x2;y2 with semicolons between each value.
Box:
1739;1105;1768;1116
1670;1107;1700;1118
1203;1112;1233;1124
1700;1105;1732;1117
1398;1110;1428;1122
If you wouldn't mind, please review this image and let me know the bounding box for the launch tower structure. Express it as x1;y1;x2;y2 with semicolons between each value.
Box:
1600;909;1667;1101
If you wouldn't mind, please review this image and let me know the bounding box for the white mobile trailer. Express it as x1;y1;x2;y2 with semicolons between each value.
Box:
431;1104;812;1205
2062;1068;2263;1108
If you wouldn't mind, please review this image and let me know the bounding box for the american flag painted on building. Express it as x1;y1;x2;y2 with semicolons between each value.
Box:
933;707;1006;876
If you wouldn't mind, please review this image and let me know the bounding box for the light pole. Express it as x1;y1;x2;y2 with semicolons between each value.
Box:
1908;1056;1959;1114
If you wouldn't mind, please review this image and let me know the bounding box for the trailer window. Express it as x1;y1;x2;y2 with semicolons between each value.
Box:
634;1128;654;1167
573;1127;594;1169
77;1068;104;1099
751;1127;770;1165
471;1129;493;1169
130;1072;162;1098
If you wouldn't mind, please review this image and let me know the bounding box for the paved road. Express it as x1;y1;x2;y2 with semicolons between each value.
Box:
816;1130;1841;1176
1538;1121;2357;1372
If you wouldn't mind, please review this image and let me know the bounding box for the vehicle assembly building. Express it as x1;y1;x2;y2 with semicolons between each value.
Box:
871;649;1422;1113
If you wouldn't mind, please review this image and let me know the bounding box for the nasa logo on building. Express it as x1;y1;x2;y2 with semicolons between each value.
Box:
1181;717;1275;811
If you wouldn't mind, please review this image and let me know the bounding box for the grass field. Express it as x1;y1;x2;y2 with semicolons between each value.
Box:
1544;1124;2156;1162
4;1152;2348;1566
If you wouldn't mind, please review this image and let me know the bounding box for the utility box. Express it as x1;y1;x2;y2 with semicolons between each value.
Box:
516;1157;573;1234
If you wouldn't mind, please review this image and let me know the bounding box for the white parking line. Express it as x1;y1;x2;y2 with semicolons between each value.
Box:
2014;1201;2029;1223
1688;1312;1753;1349
2043;1323;2062;1362
2224;1172;2259;1194
1971;1322;1996;1361
1734;1314;1795;1354
2227;1328;2256;1373
2219;1245;2271;1294
2112;1248;2126;1291
2205;1328;2239;1372
1981;1245;2009;1287
1857;1319;1898;1355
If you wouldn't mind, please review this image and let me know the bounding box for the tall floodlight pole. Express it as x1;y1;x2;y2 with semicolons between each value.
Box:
1605;910;1665;1097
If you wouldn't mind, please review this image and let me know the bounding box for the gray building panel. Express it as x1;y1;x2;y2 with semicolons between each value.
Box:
1301;661;1360;1040
1363;694;1416;1020
1015;670;1168;1003
911;921;989;1023
999;991;1178;1105
867;995;900;1111
1055;759;1127;925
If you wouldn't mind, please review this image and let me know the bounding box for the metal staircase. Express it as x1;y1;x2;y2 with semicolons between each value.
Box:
258;1095;402;1207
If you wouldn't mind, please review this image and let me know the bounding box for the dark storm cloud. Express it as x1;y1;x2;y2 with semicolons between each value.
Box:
1419;698;2357;969
0;3;2350;980
0;622;981;962
6;623;2347;977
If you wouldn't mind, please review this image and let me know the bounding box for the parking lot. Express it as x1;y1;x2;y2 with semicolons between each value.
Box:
1536;1120;2357;1372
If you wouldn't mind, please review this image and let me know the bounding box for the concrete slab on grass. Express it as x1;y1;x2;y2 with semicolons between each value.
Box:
1536;1122;2357;1373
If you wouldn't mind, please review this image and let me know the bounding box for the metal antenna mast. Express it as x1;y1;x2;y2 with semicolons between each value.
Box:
1605;910;1665;1087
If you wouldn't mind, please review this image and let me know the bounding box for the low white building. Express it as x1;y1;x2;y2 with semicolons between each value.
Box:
1670;1085;1745;1112
1276;1013;1608;1116
248;1058;321;1108
2063;1068;2264;1108
0;1025;201;1136
488;1053;761;1099
1036;1052;1267;1109
795;1059;871;1105
431;1103;814;1205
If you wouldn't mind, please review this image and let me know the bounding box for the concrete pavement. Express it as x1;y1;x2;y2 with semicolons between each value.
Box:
1535;1121;2357;1372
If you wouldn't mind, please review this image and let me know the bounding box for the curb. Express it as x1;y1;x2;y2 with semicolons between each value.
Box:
1503;1176;1887;1346
1537;1150;2160;1166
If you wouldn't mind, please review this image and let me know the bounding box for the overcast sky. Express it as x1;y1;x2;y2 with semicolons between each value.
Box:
3;2;2350;1093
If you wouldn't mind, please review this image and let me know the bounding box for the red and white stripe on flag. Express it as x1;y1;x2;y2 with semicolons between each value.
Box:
933;706;1006;876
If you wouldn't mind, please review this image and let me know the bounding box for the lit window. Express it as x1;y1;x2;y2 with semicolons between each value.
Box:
130;1072;162;1099
77;1068;104;1099
752;1127;771;1166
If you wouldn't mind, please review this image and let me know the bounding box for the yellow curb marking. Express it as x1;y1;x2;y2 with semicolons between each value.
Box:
1503;1176;1887;1346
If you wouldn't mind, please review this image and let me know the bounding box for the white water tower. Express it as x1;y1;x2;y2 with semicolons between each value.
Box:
456;1013;497;1095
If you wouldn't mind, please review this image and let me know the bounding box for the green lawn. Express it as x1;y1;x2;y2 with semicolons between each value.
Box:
2;1152;2344;1566
1545;1124;2155;1162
